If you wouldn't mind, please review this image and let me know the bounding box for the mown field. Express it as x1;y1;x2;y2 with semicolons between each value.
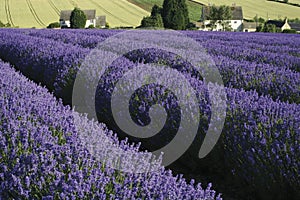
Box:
193;0;300;19
127;0;203;22
0;28;299;199
0;0;149;28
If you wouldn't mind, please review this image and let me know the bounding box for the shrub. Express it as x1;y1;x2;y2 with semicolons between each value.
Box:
282;29;297;33
87;24;95;29
47;22;60;29
0;21;12;28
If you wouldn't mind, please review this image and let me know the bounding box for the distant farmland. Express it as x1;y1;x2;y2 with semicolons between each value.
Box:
0;0;149;28
192;0;300;19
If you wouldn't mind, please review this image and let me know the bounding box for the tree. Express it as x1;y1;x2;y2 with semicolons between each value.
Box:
151;4;162;16
70;7;87;29
208;5;232;31
263;24;277;32
162;0;189;30
140;5;164;28
256;24;264;32
47;22;60;29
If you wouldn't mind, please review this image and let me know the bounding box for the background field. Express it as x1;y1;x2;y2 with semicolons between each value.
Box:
192;0;300;19
0;0;149;28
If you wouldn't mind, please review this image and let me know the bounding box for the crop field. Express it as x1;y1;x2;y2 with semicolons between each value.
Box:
193;0;300;19
0;0;149;28
127;0;203;22
0;28;299;199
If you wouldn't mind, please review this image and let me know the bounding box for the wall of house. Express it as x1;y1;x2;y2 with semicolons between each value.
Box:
85;19;96;28
60;19;96;28
229;20;243;31
202;20;243;31
243;28;256;32
281;22;291;31
60;20;71;28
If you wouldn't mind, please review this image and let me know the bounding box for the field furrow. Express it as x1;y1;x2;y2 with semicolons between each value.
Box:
25;0;46;26
47;0;60;16
87;0;136;26
4;0;15;26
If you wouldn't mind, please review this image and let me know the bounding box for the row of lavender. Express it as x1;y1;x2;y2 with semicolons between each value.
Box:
1;29;299;104
0;59;220;199
0;29;299;198
23;29;300;73
13;29;300;104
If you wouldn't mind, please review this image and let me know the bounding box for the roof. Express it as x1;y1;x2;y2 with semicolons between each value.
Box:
265;20;285;28
202;6;243;21
289;22;300;31
243;22;257;29
96;16;106;27
60;10;96;21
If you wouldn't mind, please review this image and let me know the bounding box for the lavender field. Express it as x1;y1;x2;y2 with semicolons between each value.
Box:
0;29;299;200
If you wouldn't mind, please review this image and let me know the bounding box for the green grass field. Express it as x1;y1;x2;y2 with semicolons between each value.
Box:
192;0;300;19
0;0;149;28
128;0;202;22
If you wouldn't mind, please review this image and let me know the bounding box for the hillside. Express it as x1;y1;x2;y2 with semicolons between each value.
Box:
192;0;300;19
0;0;149;28
127;0;203;22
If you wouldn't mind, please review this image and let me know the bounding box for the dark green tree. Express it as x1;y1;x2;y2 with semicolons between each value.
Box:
151;4;162;16
263;24;277;32
140;5;164;28
70;7;87;29
162;0;189;30
208;5;232;31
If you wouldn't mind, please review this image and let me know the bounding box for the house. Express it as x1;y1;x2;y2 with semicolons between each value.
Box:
60;10;97;28
265;18;291;31
243;22;257;32
96;16;106;28
289;22;300;33
200;5;243;31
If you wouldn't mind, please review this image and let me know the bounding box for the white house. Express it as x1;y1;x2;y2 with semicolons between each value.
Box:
59;10;97;28
243;22;257;32
200;5;243;31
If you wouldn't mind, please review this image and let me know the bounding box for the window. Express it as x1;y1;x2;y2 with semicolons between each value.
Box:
234;21;237;24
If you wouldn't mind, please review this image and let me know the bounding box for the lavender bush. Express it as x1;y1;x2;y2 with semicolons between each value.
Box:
0;28;299;199
0;60;221;199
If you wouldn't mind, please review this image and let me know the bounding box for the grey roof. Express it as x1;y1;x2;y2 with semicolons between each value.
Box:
202;6;243;21
243;22;257;29
289;22;300;31
96;16;106;27
60;10;96;21
266;20;285;28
